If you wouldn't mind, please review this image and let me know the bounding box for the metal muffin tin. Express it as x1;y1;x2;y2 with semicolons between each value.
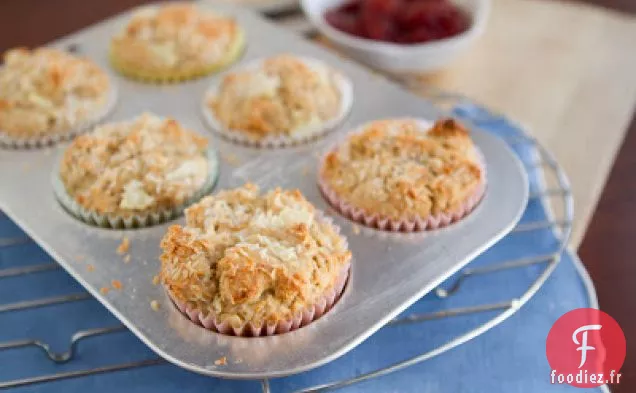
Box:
0;3;528;379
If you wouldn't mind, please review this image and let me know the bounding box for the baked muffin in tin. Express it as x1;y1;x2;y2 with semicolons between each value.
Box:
110;3;245;83
160;184;351;336
203;54;353;147
319;118;486;231
54;113;218;228
0;47;115;147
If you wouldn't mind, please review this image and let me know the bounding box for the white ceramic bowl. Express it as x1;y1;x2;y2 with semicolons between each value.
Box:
300;0;490;74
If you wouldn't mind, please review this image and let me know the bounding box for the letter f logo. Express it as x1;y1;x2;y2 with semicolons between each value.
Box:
572;325;602;368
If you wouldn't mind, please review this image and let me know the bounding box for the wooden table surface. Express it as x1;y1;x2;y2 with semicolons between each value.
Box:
0;0;634;391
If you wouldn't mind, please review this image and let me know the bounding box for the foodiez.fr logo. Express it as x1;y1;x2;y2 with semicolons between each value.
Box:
546;308;626;388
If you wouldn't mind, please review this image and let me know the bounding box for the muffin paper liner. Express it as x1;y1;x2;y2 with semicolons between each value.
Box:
109;28;246;84
165;214;351;336
0;84;118;149
201;56;354;148
52;148;220;229
169;263;350;337
318;119;488;232
320;176;485;232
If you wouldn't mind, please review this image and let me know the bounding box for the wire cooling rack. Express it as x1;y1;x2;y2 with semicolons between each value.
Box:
0;10;577;393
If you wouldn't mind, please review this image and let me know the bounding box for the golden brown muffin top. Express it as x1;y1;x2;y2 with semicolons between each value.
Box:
160;184;351;327
209;55;342;138
0;47;110;136
111;4;240;71
60;113;209;216
320;118;484;220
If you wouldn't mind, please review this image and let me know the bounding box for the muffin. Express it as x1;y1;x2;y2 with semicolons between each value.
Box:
319;118;486;231
203;55;353;147
110;3;245;82
160;184;351;336
54;113;218;228
0;47;114;147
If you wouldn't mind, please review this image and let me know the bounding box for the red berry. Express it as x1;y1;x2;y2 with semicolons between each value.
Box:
325;0;469;43
396;2;447;30
361;0;401;40
340;0;362;15
363;0;402;16
325;11;361;36
364;18;394;41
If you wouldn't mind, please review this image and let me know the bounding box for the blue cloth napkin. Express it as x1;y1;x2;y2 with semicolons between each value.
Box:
0;102;598;393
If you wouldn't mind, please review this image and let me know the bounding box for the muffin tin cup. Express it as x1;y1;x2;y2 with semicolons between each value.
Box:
109;28;246;84
169;263;350;337
0;85;118;149
201;56;354;148
51;147;220;229
317;118;488;232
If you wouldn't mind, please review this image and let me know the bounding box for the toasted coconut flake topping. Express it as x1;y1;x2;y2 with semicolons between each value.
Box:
60;113;209;216
210;55;341;138
160;184;351;327
111;4;240;73
0;47;110;137
321;118;484;220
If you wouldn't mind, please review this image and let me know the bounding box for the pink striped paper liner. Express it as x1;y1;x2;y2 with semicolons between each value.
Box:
168;263;349;337
318;150;487;232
